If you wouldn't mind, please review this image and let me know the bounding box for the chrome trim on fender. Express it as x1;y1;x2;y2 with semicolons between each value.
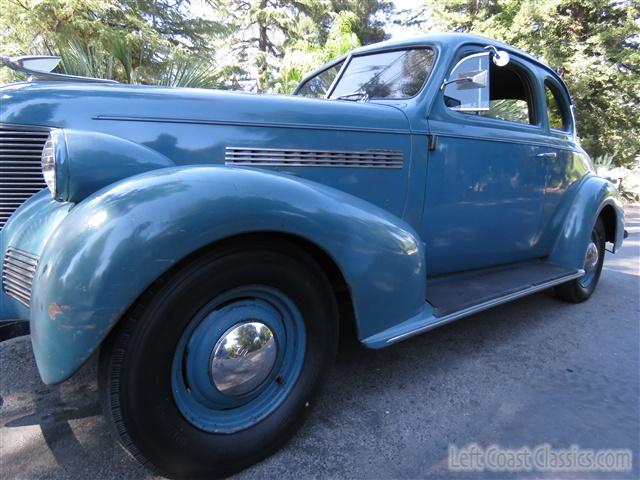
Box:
225;146;404;168
93;115;412;135
2;247;39;307
387;269;586;344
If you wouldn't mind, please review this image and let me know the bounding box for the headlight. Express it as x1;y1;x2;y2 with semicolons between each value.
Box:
38;129;173;204
41;134;57;197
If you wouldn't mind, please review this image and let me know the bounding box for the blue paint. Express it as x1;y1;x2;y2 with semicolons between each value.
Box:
26;167;424;383
55;129;175;202
171;286;306;433
0;33;625;385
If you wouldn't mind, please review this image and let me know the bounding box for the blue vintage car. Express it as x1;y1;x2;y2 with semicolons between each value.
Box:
0;33;626;478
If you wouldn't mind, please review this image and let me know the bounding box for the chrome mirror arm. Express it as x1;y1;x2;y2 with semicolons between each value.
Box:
483;45;510;67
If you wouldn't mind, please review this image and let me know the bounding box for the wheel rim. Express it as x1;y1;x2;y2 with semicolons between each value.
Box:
171;285;306;433
580;231;600;288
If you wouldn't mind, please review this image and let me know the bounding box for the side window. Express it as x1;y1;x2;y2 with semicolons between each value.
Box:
444;52;536;125
481;98;530;123
296;62;344;98
479;62;534;124
545;83;568;131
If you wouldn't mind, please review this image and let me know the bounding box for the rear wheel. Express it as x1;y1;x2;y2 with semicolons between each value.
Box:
99;243;338;479
555;217;606;303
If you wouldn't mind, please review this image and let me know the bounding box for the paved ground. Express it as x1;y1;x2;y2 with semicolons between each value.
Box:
1;206;638;480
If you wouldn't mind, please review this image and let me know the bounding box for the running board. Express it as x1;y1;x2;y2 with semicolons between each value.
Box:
362;268;584;348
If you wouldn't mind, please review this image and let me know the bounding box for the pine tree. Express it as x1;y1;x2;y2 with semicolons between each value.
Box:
409;0;640;168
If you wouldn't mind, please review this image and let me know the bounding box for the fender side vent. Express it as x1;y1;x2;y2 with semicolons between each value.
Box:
2;247;38;307
225;146;403;169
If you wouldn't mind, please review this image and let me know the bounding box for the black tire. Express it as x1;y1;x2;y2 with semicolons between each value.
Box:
98;242;338;479
555;217;606;303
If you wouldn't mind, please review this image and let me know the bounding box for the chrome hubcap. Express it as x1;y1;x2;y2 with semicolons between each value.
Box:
584;241;599;273
210;321;278;396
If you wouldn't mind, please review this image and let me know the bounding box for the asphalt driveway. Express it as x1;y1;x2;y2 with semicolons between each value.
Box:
1;206;638;479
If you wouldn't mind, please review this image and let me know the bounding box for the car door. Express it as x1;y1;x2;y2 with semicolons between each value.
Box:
421;48;549;276
536;76;592;255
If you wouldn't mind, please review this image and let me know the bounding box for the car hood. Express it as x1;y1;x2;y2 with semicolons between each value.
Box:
0;82;410;133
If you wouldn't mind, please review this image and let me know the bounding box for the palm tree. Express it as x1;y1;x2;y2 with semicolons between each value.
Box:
54;38;220;88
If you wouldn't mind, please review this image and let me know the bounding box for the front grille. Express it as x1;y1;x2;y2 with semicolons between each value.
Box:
0;124;50;230
2;247;39;307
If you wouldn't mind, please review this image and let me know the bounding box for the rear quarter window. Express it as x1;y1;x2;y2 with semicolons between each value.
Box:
545;82;569;131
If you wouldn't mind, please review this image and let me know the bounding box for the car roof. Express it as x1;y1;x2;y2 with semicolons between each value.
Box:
301;33;568;98
356;33;557;74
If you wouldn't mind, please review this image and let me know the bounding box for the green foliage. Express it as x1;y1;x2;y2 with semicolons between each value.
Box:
0;0;383;90
155;56;223;87
216;0;315;92
213;0;389;92
302;0;393;44
272;10;361;94
0;0;225;84
56;39;117;80
323;10;362;60
408;0;640;168
1;0;638;170
593;152;617;168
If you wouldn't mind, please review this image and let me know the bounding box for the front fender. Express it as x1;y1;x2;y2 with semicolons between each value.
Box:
548;173;624;269
30;166;425;384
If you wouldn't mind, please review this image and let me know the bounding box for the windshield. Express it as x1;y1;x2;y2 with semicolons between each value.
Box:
328;48;436;100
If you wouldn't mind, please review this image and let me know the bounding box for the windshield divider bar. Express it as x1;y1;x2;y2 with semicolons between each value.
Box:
325;54;351;100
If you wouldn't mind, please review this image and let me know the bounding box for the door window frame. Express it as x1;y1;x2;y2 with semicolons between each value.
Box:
439;47;545;133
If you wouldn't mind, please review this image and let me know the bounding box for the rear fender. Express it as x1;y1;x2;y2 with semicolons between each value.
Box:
30;166;425;383
548;174;624;269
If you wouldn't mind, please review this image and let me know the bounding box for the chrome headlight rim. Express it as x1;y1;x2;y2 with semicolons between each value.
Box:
41;129;67;201
41;134;57;198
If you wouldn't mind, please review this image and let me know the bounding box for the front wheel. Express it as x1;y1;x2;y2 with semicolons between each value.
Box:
99;244;338;479
555;217;606;303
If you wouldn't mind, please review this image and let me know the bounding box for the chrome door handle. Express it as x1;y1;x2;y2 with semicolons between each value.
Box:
536;152;557;159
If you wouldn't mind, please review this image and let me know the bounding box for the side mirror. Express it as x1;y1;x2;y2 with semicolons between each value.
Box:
492;50;510;67
484;46;510;67
9;55;61;73
442;69;488;90
441;51;491;112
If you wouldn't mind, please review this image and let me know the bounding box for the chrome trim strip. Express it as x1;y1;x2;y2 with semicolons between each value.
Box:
387;269;585;344
4;288;30;306
7;247;39;262
3;271;32;290
3;259;36;275
225;146;404;156
93;115;412;135
428;131;580;152
4;259;36;274
225;146;404;168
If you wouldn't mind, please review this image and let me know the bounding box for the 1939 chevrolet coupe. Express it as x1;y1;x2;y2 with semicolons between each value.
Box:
0;34;626;478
